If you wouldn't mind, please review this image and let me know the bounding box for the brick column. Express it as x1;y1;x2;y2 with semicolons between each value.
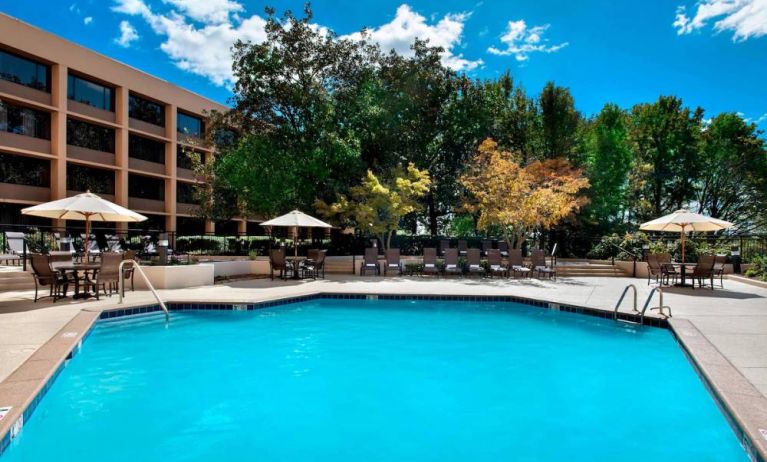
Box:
165;104;177;233
114;86;130;234
49;63;67;229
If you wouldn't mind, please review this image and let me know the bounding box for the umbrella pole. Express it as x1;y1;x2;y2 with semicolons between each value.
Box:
680;225;686;263
294;226;298;257
84;214;91;264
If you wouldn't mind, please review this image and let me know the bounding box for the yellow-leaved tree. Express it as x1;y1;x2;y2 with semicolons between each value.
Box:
315;164;431;249
461;139;590;248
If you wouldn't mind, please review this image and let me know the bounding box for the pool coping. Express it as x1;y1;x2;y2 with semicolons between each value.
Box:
0;291;765;461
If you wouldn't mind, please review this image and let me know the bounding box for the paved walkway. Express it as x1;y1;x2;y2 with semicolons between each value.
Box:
2;274;767;457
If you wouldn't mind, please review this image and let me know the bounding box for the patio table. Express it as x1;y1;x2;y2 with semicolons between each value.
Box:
52;263;101;299
672;262;696;288
285;256;307;280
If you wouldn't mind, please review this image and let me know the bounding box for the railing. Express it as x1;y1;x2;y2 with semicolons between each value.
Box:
607;242;640;277
640;287;671;324
613;284;638;321
117;259;169;322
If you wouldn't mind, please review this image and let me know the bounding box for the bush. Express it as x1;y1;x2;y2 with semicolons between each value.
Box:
587;232;649;261
744;255;767;281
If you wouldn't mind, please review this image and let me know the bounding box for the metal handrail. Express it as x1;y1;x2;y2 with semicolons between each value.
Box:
117;259;169;322
640;287;671;324
613;284;638;321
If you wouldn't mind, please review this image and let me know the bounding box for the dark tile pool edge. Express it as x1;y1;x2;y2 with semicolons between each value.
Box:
668;319;767;462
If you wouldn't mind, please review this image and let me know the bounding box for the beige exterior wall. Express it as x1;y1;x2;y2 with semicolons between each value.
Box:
0;13;251;234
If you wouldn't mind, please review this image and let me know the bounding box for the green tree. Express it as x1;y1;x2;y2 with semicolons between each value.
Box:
581;104;633;228
697;113;767;231
628;96;704;222
539;82;581;163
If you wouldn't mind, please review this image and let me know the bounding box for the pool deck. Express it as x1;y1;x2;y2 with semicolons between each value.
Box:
1;275;766;459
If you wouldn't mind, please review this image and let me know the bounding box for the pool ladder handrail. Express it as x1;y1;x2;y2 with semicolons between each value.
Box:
117;259;170;322
614;285;672;325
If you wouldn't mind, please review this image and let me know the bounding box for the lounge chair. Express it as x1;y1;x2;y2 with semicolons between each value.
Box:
713;255;726;288
498;240;509;258
106;234;122;252
30;254;69;302
269;248;291;280
508;249;531;278
0;231;25;265
466;248;485;277
360;247;380;276
384;248;402;276
439;239;450;256
422;248;439;276
486;249;506;277
531;249;556;280
691;255;716;290
443;248;463;277
457;240;468;257
481;240;493;256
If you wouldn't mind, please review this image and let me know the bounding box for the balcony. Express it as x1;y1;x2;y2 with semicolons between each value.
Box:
129;197;165;213
129;118;166;138
0;183;50;203
67;145;115;166
0;79;51;106
176;167;196;181
0;131;51;154
67;100;116;124
129;157;165;175
176;202;198;215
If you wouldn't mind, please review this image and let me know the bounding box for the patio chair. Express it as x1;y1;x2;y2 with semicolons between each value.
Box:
508;249;531;278
498;240;509;258
439;239;450;256
384;248;402;276
121;250;136;293
486;249;507;277
92;252;122;299
269;248;291;280
360;247;380;276
0;231;25;265
457;240;468;257
691;255;716;290
422;248;439;276
481;240;493;256
657;253;679;285
713;255;727;288
466;248;485;277
531;249;556;280
30;253;69;302
302;249;327;279
443;248;463;277
646;254;664;285
59;235;75;254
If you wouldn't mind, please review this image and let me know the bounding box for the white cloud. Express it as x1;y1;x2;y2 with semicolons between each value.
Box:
342;4;483;71
488;20;568;61
673;0;767;41
115;20;139;47
163;0;244;25
84;16;93;25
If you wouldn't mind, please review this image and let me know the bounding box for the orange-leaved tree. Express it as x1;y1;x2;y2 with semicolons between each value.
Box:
460;138;590;248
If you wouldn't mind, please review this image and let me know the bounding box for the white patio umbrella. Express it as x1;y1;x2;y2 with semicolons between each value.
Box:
639;209;733;262
260;210;332;257
21;191;147;262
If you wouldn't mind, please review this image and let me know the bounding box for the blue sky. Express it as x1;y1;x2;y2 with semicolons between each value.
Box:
2;0;766;129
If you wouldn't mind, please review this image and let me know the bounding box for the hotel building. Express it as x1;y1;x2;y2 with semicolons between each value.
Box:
0;13;251;236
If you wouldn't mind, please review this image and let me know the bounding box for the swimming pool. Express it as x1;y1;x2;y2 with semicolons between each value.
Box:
1;298;750;461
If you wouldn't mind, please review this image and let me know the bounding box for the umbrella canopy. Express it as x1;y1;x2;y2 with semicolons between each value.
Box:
261;210;332;228
639;209;733;262
261;210;332;257
22;191;147;261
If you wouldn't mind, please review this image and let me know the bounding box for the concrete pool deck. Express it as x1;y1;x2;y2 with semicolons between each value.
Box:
1;275;766;458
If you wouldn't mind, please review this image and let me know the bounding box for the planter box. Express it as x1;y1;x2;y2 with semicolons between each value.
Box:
133;263;214;289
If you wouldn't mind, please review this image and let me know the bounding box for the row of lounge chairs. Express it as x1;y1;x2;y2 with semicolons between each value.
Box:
439;239;511;257
361;247;556;279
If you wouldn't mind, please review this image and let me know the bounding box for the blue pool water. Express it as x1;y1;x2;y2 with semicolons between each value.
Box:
2;299;749;461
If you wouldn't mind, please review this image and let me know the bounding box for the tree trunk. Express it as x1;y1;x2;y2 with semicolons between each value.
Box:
427;192;438;236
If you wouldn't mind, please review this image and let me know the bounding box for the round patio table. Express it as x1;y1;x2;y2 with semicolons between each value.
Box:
285;256;307;280
52;263;101;299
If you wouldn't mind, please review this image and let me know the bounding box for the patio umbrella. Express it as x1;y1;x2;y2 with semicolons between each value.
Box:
639;209;733;262
21;191;147;262
260;210;332;257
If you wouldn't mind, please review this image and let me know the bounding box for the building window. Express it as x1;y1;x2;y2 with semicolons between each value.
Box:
67;118;115;153
177;146;201;170
129;134;166;164
177;112;204;138
67;163;115;195
0;101;50;139
67;74;114;111
177;217;205;235
0;152;50;187
129;174;165;201
176;181;197;204
0;49;50;92
129;94;165;127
